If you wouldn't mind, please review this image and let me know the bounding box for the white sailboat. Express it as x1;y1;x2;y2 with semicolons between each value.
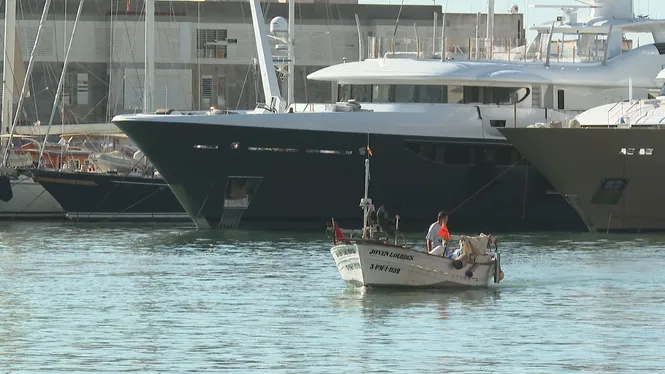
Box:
0;0;64;219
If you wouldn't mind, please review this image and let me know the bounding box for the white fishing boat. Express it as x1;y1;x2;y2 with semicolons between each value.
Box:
330;156;504;288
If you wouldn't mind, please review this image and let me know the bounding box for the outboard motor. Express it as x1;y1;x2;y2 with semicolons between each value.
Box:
376;205;396;239
0;175;13;202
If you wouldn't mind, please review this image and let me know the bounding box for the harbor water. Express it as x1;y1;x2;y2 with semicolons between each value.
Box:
1;222;664;373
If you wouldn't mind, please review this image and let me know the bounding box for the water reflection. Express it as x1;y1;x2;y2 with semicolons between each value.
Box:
330;286;501;321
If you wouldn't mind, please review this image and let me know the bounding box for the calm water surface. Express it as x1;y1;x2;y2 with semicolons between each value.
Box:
1;222;664;373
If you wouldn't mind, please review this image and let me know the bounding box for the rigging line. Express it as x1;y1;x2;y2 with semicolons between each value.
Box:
10;0;43;132
106;0;114;123
450;156;526;214
322;2;335;99
91;165;144;211
392;0;406;37
162;0;187;111
17;181;49;216
108;0;123;119
110;0;124;114
102;183;168;222
0;0;21;127
72;62;109;88
79;92;110;121
120;5;145;105
195;0;199;110
81;143;154;211
296;4;311;103
234;2;251;110
194;158;229;222
235;59;252;110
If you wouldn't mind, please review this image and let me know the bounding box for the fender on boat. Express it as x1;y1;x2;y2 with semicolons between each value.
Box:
0;175;13;202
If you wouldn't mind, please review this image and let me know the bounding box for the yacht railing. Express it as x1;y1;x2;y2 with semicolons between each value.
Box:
607;100;628;125
366;36;526;61
606;99;645;126
366;35;627;63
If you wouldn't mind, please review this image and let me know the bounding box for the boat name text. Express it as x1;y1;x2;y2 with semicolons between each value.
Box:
368;249;413;261
334;247;357;259
370;264;401;274
344;262;361;271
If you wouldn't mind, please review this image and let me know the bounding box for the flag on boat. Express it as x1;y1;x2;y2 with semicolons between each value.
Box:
366;145;373;156
126;0;131;12
438;223;451;241
332;219;346;240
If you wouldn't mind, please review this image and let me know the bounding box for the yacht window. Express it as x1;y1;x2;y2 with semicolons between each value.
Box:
405;141;522;166
464;86;482;103
444;144;472;165
448;85;464;104
417;85;446;103
351;85;372;102
338;85;352;102
481;87;527;105
394;85;416;103
474;146;522;166
490;120;506;128
557;90;565;110
372;85;393;102
659;83;665;97
493;87;526;105
483;87;495;104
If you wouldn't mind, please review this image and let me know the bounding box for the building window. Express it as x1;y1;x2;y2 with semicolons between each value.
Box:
217;76;227;107
201;76;213;108
196;29;228;59
62;72;76;105
76;73;89;105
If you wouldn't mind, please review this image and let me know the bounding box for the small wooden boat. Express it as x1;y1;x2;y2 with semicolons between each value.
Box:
330;157;504;288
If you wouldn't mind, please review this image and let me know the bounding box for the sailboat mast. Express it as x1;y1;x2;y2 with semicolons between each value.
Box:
487;0;494;59
2;0;17;141
144;0;155;113
248;0;284;110
287;0;295;107
2;0;53;167
38;0;85;168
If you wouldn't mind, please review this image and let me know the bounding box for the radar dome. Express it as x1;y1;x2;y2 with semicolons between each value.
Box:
510;5;519;14
270;16;288;34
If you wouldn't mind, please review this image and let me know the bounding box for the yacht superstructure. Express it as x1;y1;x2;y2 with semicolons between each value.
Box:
499;68;665;232
111;0;665;231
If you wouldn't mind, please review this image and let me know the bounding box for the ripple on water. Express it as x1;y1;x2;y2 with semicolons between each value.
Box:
1;223;665;372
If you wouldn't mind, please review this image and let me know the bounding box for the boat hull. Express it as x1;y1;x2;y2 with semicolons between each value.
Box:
113;118;584;231
28;169;189;223
331;242;497;288
499;127;665;232
0;174;65;219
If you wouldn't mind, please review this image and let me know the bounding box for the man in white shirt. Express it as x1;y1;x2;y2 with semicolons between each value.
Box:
426;211;448;255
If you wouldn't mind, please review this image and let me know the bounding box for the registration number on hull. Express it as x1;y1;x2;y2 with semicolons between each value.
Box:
370;263;401;274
